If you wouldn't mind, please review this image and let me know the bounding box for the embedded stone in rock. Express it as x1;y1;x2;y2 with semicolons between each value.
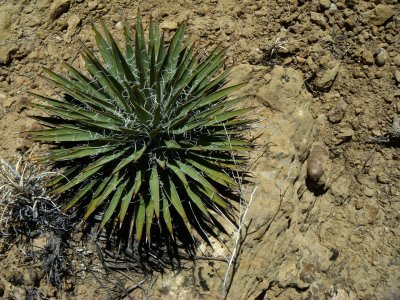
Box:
307;142;330;188
49;0;70;21
300;263;316;284
291;107;315;162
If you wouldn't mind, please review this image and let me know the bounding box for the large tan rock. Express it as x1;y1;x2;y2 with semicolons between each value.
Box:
224;66;314;299
363;4;396;26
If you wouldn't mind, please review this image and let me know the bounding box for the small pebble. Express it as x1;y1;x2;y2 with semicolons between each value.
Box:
393;54;400;67
362;50;374;65
390;186;398;196
375;71;383;79
375;48;387;67
377;172;390;184
310;12;327;29
352;69;366;79
394;70;400;84
371;129;382;136
115;21;123;30
327;100;347;123
329;3;337;11
354;198;364;210
87;0;98;10
319;0;331;10
296;56;306;64
3;96;15;109
363;186;375;197
161;20;178;30
337;127;354;139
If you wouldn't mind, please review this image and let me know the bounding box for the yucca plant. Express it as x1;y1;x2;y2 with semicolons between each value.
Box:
27;14;252;244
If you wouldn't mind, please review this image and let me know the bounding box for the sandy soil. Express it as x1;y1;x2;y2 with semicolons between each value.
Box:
0;0;399;299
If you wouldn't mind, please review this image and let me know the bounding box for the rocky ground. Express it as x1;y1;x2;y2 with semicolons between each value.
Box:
0;0;399;299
